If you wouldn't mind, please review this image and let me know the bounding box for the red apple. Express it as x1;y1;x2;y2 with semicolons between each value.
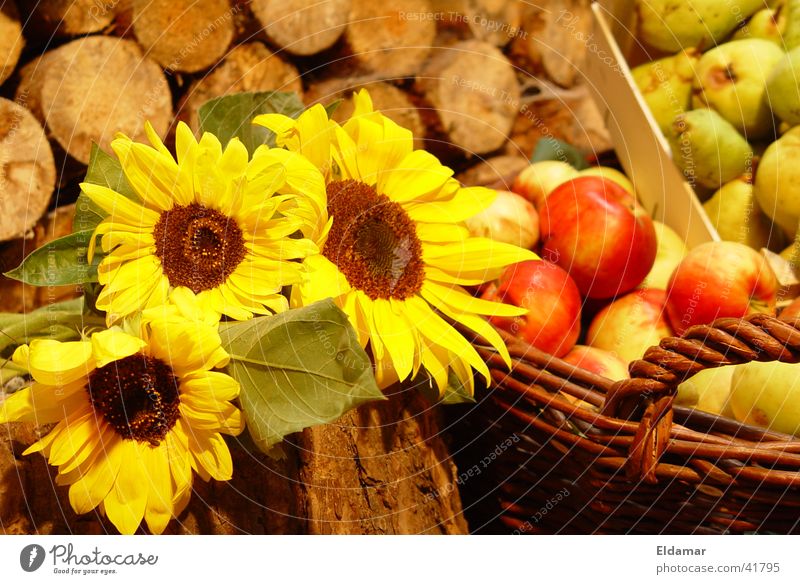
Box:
586;288;674;364
665;241;779;336
562;345;630;381
484;259;581;357
539;176;657;299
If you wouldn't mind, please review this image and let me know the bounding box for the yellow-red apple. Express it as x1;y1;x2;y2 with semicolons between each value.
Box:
539;176;658;299
665;241;778;335
562;345;630;381
586;288;673;364
484;259;582;357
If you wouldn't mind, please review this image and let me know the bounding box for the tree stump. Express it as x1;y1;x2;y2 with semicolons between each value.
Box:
0;386;467;534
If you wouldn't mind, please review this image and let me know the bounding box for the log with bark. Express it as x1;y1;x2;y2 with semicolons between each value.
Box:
22;0;117;37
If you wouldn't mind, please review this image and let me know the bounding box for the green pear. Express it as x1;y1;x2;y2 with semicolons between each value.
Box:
675;366;735;416
637;0;765;52
780;233;800;274
781;0;800;48
754;126;800;239
640;221;688;289
766;47;800;127
632;50;699;134
692;39;784;139
732;3;787;45
668;108;753;190
703;176;783;250
730;361;800;436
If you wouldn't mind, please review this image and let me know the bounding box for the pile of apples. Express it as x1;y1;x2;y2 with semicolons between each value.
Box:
631;0;800;260
472;160;800;437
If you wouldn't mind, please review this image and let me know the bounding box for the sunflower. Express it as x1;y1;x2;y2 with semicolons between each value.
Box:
254;90;536;395
81;121;325;324
0;316;243;534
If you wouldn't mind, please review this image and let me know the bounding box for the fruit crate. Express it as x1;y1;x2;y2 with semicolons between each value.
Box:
471;314;800;534
582;0;720;249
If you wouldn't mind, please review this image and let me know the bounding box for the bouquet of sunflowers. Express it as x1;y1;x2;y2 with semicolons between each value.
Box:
0;90;534;534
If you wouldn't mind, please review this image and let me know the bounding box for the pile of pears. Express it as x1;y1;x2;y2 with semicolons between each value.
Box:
633;0;800;263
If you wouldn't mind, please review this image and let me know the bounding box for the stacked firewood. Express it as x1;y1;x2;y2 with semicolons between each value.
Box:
0;0;609;244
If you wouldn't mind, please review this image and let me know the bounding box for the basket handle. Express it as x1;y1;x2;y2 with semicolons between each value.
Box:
606;313;800;482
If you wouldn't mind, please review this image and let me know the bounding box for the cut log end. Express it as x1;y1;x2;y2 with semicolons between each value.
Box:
27;0;116;36
252;0;351;56
132;0;235;73
345;0;436;78
28;36;172;165
416;40;519;156
0;2;24;86
0;98;56;242
180;42;303;131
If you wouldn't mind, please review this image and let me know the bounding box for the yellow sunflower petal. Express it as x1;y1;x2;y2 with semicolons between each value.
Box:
423;238;537;273
379;149;453;203
27;339;94;386
68;435;124;515
104;440;148;535
421;280;526;317
47;410;100;466
91;328;147;368
188;431;233;481
404;185;496;223
402;296;490;383
371;298;415;383
142;444;173;535
181;371;240;402
111;138;177;211
80;182;159;227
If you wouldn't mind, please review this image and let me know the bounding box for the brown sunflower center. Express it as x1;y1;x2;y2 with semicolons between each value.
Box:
86;354;180;445
153;203;246;293
322;179;424;300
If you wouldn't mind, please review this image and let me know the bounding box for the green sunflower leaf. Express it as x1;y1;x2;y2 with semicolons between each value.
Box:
198;91;305;155
73;144;138;233
219;298;386;456
3;229;100;286
418;369;477;405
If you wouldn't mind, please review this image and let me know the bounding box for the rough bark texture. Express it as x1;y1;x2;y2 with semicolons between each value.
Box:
0;98;56;242
253;0;351;56
0;394;467;534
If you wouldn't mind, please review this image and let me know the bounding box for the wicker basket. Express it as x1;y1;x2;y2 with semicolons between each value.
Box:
470;313;800;534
